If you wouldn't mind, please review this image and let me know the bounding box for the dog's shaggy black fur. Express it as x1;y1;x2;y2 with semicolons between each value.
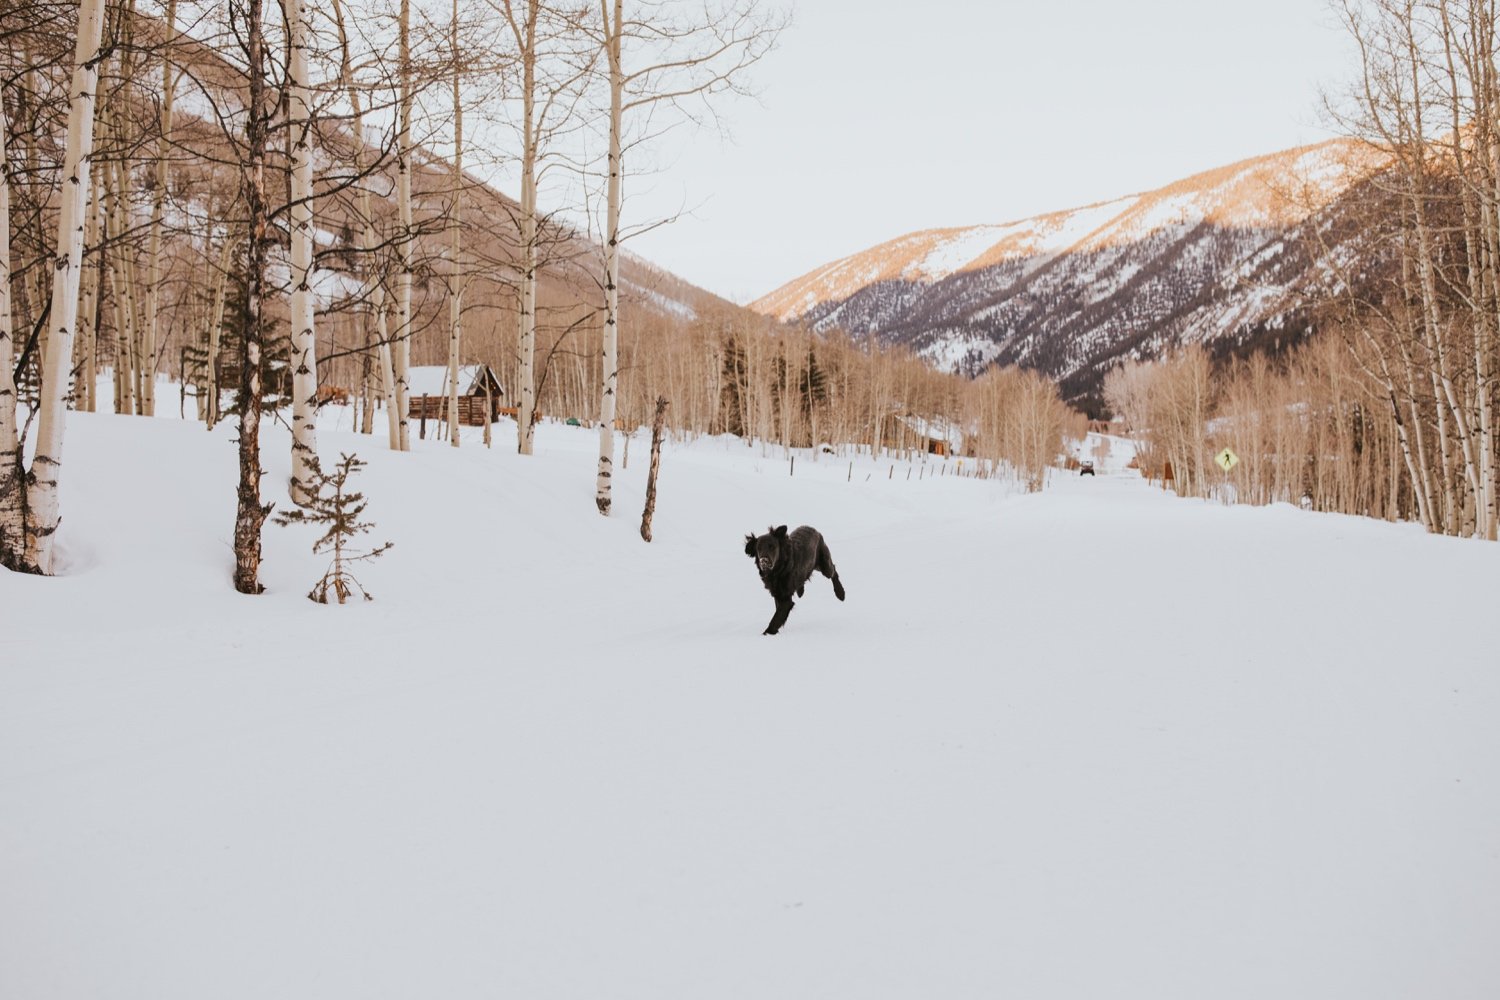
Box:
743;525;846;635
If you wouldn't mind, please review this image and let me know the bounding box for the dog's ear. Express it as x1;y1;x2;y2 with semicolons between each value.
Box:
774;525;788;538
744;533;756;557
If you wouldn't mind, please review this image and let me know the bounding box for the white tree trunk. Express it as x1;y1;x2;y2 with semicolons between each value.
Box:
1404;146;1480;531
377;310;398;447
287;0;319;502
359;147;397;450
26;0;108;574
104;72;147;415
445;3;463;448
333;0;401;452
141;0;177;419
104;157;136;415
516;11;538;457
1478;328;1496;538
78;177;102;413
595;0;623;514
517;171;536;454
1483;110;1500;539
205;232;233;427
393;0;414;451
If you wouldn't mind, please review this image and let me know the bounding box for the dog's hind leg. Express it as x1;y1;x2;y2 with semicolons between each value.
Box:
764;596;794;635
816;539;846;601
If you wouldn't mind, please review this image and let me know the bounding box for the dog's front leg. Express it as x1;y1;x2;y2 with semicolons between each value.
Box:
764;596;794;635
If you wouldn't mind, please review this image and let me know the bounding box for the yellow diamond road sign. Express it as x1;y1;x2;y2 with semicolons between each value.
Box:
1215;447;1239;473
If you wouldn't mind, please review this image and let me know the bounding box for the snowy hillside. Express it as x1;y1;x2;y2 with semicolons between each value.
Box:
752;140;1382;403
2;405;1497;1000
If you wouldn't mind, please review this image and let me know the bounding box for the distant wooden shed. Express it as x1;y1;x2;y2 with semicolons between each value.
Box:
892;414;966;457
406;364;506;425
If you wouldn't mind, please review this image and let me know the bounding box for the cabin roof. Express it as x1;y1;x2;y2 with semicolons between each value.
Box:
405;364;503;398
898;414;966;451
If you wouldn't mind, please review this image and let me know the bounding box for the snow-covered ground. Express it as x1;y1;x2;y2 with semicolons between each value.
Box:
2;401;1497;1000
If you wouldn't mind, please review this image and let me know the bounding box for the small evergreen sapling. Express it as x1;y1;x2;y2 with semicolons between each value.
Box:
273;452;392;603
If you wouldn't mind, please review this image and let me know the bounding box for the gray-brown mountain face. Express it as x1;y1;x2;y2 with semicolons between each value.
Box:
751;141;1378;407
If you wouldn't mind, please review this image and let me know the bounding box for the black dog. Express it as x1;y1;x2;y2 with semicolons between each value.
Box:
743;525;846;635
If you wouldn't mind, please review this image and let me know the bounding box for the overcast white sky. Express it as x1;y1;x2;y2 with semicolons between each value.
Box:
610;0;1358;304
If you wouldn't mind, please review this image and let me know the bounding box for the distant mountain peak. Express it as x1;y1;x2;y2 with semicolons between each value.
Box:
751;138;1381;404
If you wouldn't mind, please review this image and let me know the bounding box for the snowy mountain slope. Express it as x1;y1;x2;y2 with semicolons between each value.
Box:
752;140;1382;404
2;401;1497;1000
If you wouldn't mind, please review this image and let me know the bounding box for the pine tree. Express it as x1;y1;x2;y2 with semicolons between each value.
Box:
218;263;293;415
717;336;748;437
273;452;392;603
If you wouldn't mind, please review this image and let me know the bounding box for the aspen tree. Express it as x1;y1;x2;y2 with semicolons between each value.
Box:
103;154;136;415
287;0;320;503
101;1;148;415
330;0;400;449
445;0;464;447
589;0;781;511
517;3;538;457
0;102;22;569
77;178;102;413
204;231;234;427
594;0;623;510
25;0;108;574
497;0;543;455
475;0;592;455
1330;0;1500;537
394;0;414;451
1305;169;1438;527
140;0;177;418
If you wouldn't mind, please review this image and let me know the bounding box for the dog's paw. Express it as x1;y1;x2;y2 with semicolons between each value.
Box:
763;626;779;636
